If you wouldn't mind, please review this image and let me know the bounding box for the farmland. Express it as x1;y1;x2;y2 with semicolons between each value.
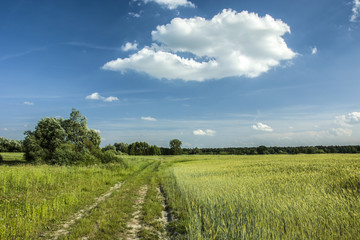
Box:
1;153;360;239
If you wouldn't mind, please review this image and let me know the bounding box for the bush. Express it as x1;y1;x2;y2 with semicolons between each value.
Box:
51;144;101;166
0;154;3;162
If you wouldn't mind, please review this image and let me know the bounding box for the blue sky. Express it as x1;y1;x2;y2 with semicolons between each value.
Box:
1;0;360;148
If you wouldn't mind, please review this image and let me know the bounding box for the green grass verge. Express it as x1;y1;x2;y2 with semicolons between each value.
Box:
0;158;142;239
0;152;25;162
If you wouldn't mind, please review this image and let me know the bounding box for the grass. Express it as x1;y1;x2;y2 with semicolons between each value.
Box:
0;157;145;239
0;152;25;162
61;157;165;239
2;154;360;239
161;154;360;239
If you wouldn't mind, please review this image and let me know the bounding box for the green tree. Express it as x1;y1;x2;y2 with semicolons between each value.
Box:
149;145;161;155
24;117;66;163
114;142;129;154
24;109;104;165
61;108;88;151
170;139;182;155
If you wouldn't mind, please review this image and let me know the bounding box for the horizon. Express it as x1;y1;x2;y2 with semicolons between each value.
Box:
1;0;360;148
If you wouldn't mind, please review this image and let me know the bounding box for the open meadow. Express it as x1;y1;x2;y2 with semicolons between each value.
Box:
1;153;360;239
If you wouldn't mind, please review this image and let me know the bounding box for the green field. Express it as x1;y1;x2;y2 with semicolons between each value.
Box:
162;154;360;239
0;152;25;161
1;153;360;239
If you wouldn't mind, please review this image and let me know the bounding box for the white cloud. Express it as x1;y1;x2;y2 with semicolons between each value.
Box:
86;92;102;100
252;122;274;132
94;129;101;134
335;112;360;127
193;129;216;136
24;101;34;106
3;128;8;131
103;9;296;81
143;0;195;9
141;116;157;121
311;47;317;55
121;42;138;51
85;92;119;102
351;0;360;22
129;12;141;18
331;128;353;137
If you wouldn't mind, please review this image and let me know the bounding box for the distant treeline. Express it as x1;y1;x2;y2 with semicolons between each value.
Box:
0;137;23;152
106;142;360;155
181;145;360;155
2;135;360;156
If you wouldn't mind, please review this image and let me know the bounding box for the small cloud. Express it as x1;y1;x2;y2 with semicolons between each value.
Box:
94;129;101;134
3;128;8;131
193;129;216;136
128;12;141;18
143;0;195;10
121;42;138;51
24;101;34;106
141;116;157;121
86;92;102;100
311;47;317;55
85;92;118;102
103;96;119;102
335;111;360;127
350;0;360;22
252;122;274;132
330;128;352;137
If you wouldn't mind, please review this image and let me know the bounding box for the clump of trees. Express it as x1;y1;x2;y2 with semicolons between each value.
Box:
0;137;23;152
103;141;161;155
23;109;124;165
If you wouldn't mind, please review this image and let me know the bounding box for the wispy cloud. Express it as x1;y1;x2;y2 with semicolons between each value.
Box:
0;46;47;61
141;116;157;121
129;12;141;18
193;129;216;136
252;122;274;132
24;101;34;106
85;92;119;102
143;0;195;9
66;42;122;51
350;0;360;22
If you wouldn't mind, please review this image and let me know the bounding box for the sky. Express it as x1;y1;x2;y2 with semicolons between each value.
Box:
1;0;360;148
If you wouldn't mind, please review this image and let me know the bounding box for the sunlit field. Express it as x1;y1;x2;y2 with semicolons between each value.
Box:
0;156;151;239
162;154;360;239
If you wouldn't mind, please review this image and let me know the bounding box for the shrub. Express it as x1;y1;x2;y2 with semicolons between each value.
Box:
0;154;3;162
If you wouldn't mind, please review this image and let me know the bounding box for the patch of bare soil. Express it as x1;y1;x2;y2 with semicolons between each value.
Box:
157;186;170;240
126;185;148;240
51;182;123;240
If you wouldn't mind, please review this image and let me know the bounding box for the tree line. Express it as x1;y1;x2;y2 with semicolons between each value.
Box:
2;109;360;166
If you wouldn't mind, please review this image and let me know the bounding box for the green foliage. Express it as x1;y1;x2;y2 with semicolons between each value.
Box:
102;144;116;152
0;154;3;162
169;139;182;155
23;109;103;165
0;137;23;152
114;142;129;154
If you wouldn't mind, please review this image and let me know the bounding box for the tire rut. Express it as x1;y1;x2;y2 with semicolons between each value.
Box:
50;181;123;240
125;185;149;240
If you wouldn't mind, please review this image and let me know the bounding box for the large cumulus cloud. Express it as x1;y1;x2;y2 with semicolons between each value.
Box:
103;9;296;81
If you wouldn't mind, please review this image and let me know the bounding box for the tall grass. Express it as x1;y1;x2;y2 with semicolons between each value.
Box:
0;160;139;239
162;154;360;239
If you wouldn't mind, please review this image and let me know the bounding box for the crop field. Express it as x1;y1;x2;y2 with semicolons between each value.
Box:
1;153;360;239
162;154;360;239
